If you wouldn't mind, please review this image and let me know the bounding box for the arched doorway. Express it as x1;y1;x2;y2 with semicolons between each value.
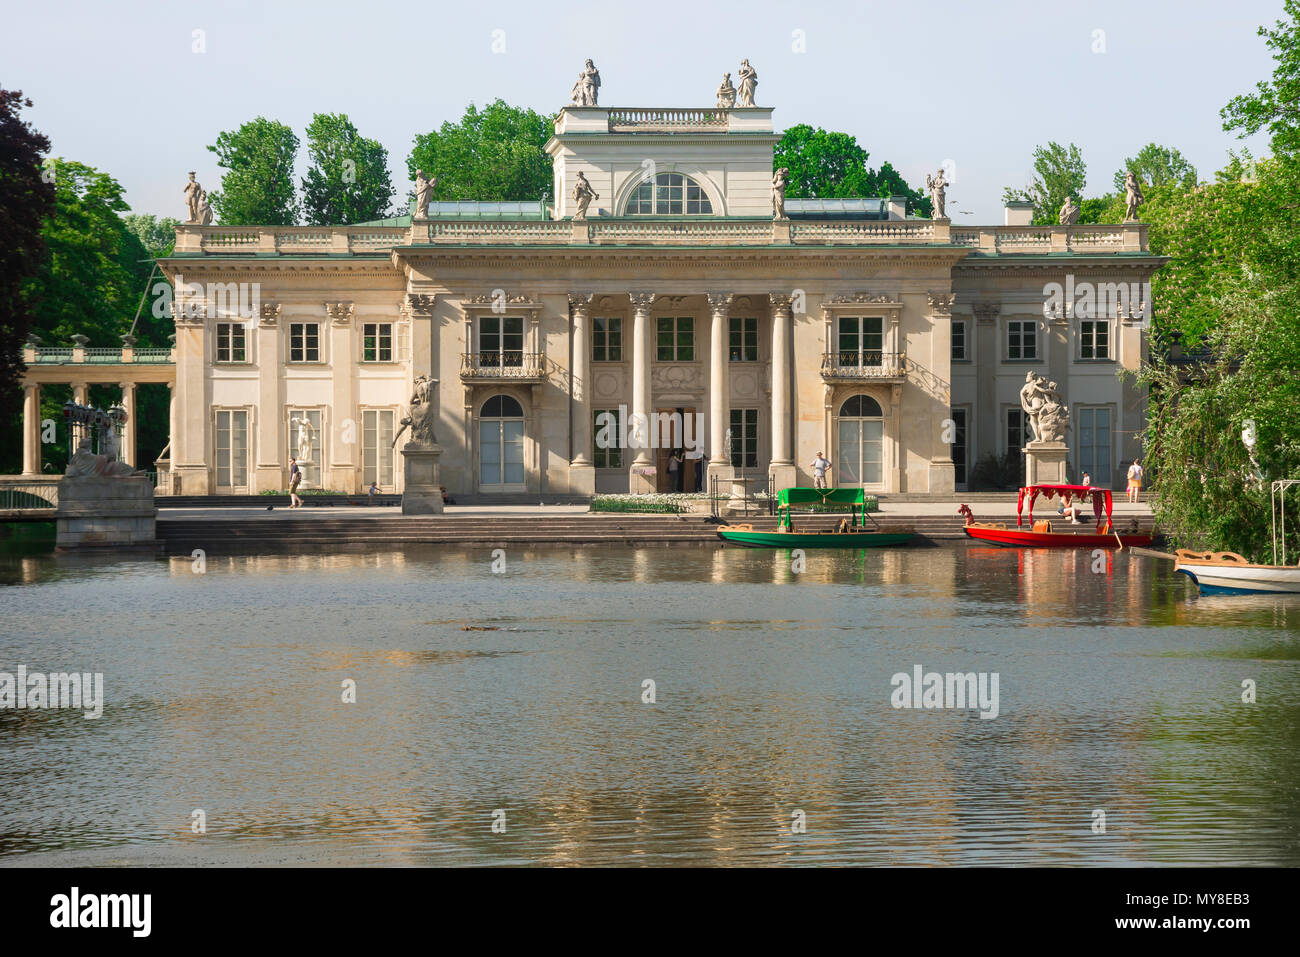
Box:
836;394;884;487
479;394;525;490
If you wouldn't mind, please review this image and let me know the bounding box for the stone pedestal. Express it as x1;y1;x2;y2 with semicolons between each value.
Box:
768;462;797;493
628;464;656;495
1023;441;1068;486
568;462;596;497
400;443;445;514
55;475;157;549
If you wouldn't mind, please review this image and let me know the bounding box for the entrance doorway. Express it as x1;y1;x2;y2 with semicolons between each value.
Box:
653;406;699;493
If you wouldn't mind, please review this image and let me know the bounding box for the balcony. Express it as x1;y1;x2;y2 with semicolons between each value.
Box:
460;352;548;382
820;352;908;382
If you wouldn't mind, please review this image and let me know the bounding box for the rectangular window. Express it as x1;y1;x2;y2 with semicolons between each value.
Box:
951;320;968;361
593;317;622;362
1080;320;1110;360
1006;408;1029;458
1077;407;1113;488
1007;320;1038;361
593;408;623;468
362;409;395;488
287;409;323;489
480;315;525;367
216;323;246;363
656;316;694;361
838;316;883;366
729;317;758;361
215;409;248;488
362;323;393;362
951;407;969;487
730;408;758;469
289;322;320;363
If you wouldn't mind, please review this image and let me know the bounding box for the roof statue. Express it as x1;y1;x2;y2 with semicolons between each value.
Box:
716;73;736;108
570;59;601;106
737;60;758;106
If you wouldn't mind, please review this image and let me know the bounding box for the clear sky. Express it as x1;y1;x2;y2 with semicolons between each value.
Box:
1;0;1284;223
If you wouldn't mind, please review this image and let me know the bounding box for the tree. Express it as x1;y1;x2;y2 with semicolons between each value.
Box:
123;213;180;258
1222;0;1300;157
0;89;55;467
773;125;930;214
302;113;395;225
207;118;300;225
1112;143;1197;191
1002;141;1088;224
407;101;553;203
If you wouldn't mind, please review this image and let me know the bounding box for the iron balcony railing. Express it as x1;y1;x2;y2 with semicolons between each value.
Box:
820;351;908;380
460;352;547;379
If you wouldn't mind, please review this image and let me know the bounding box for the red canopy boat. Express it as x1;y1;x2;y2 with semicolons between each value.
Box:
959;484;1153;548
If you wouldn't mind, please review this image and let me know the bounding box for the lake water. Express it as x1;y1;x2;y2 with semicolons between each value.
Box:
1;542;1297;867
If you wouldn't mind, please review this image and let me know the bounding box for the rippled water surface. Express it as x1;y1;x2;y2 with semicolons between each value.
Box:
1;543;1298;866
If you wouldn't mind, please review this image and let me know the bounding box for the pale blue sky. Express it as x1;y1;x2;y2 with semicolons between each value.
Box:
1;0;1284;223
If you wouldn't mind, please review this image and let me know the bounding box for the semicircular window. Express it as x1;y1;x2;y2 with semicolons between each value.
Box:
624;172;714;215
838;394;883;418
481;394;524;418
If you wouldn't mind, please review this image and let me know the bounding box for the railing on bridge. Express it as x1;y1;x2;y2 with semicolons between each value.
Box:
0;480;59;513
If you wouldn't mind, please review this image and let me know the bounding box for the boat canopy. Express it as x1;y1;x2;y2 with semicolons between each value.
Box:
777;487;870;528
1017;484;1113;528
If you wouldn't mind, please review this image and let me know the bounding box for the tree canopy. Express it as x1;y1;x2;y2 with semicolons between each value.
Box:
1222;0;1300;157
302;113;395;225
1112;143;1197;191
1001;141;1087;225
207;117;301;225
407;100;554;203
773;125;930;214
123;213;180;259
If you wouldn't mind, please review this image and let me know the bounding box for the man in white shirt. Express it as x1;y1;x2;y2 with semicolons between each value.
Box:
810;452;831;489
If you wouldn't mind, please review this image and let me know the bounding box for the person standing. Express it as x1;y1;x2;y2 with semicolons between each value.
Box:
1127;459;1144;503
1081;471;1092;488
695;452;708;492
811;451;831;490
668;449;683;492
288;457;303;509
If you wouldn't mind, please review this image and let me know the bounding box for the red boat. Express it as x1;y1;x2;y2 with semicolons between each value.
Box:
959;484;1154;548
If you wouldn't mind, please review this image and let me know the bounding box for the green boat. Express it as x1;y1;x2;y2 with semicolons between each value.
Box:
717;487;914;548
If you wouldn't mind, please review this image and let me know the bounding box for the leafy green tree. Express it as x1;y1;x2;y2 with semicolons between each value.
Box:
1222;0;1300;156
1002;141;1088;224
123;213;180;258
1112;143;1197;191
0;88;56;469
773;125;930;214
302;113;395;225
207;118;300;225
407;100;554;203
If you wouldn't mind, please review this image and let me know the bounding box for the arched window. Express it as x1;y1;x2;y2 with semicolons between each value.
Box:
837;394;884;487
624;172;714;215
479;394;525;487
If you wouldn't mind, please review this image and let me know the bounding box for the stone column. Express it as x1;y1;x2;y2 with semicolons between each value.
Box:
628;291;656;493
568;292;596;495
71;381;88;405
22;383;40;476
707;291;734;482
119;381;137;467
768;293;795;489
254;307;283;493
328;303;357;491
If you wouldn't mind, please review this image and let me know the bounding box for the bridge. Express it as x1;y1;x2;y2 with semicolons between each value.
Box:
0;479;59;521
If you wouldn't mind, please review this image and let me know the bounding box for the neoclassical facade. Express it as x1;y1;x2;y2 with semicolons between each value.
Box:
135;99;1161;499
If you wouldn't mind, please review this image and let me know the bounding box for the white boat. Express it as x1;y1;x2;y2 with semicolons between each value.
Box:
1174;480;1300;595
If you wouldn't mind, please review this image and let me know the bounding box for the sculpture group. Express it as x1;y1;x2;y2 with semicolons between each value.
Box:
926;167;949;220
183;172;212;225
1019;372;1070;444
569;59;601;106
392;375;438;448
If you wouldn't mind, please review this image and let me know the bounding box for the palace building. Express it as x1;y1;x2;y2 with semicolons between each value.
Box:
20;86;1163;500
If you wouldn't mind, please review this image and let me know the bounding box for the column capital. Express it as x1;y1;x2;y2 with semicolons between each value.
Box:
768;292;794;311
706;291;734;312
568;291;595;311
628;291;656;309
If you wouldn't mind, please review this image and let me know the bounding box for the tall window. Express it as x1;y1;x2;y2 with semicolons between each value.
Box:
624;172;713;215
656;317;694;361
837;394;884;486
362;323;393;362
216;323;246;363
287;409;322;489
480;316;524;368
729;317;757;361
479;394;525;487
1080;320;1110;360
1077;407;1113;488
730;409;758;469
951;407;968;487
951;319;968;361
838;316;883;366
593;317;622;361
1007;320;1038;360
1006;408;1029;458
215;409;248;489
289;322;319;362
593;408;623;468
362;409;395;488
